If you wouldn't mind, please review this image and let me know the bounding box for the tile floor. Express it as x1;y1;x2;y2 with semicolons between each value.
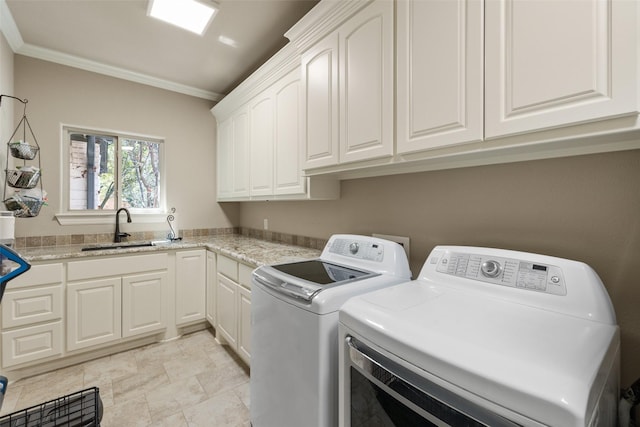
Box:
0;329;251;426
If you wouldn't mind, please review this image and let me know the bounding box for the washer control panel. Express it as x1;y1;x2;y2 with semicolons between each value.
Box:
436;252;566;295
328;238;384;262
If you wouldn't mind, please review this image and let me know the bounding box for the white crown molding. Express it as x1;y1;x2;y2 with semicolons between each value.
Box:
0;0;223;102
0;0;23;51
211;43;300;120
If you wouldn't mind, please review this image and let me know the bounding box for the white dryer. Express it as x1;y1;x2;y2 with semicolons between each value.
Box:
251;234;411;427
339;246;620;427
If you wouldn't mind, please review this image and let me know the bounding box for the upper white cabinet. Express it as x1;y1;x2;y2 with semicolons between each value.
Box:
213;44;339;201
485;0;638;139
396;0;483;154
217;105;250;200
299;0;394;169
249;69;308;197
274;70;307;195
301;33;339;168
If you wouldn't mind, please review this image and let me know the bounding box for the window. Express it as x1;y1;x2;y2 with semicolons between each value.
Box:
58;126;165;224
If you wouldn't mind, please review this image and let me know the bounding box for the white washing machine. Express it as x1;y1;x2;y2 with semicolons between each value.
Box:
339;246;620;427
250;234;411;427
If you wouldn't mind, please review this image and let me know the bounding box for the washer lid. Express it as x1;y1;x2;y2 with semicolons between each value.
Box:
254;260;378;302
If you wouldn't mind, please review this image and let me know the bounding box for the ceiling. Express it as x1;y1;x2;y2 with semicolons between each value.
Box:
4;0;319;101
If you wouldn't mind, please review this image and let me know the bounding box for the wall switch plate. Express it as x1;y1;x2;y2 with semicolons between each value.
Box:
263;218;269;230
372;234;410;260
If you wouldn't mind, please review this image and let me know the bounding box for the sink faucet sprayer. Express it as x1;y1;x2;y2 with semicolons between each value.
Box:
114;208;131;243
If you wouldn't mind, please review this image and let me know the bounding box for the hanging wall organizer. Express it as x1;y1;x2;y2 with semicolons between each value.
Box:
0;95;45;218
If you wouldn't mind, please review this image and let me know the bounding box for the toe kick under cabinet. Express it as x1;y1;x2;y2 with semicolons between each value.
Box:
67;253;168;352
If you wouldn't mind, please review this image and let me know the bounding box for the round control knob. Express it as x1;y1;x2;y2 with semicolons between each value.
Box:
349;242;360;255
481;260;502;278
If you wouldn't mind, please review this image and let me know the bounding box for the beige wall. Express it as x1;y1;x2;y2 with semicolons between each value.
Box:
12;55;238;237
239;149;640;387
0;33;14;186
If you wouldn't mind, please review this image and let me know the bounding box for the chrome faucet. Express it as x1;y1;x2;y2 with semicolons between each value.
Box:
114;208;131;243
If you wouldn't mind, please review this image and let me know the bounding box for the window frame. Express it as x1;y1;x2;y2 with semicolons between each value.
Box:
56;124;167;226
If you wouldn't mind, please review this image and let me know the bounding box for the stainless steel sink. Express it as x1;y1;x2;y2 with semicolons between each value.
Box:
81;242;154;251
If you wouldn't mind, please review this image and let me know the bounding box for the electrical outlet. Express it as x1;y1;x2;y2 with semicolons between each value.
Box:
263;218;268;230
372;233;410;260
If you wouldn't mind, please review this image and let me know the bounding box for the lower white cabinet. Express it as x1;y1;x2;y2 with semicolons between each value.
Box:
67;277;122;351
215;254;254;365
67;253;168;353
206;251;216;327
1;263;64;368
122;272;167;338
175;249;207;326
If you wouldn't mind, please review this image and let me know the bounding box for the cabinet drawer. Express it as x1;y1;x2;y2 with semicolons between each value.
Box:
7;263;63;289
2;321;62;368
238;263;254;290
68;253;168;281
2;285;62;329
217;255;238;281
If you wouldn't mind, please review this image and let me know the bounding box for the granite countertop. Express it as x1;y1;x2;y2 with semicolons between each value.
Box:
17;235;322;267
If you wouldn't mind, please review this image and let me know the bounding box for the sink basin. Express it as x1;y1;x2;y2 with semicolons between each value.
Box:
81;242;154;251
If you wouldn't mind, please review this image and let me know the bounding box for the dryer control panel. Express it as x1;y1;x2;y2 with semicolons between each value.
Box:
436;252;567;295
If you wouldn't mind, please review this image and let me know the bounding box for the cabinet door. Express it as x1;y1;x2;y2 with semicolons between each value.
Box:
67;278;121;352
339;0;394;163
397;0;483;154
485;0;638;138
237;285;251;366
175;250;206;325
216;274;238;348
302;32;340;169
232;107;250;197
206;251;217;327
217;117;234;199
122;272;167;338
250;93;275;197
274;70;306;195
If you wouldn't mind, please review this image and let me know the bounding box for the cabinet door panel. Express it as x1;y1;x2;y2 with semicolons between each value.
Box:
175;250;206;325
67;278;121;351
275;73;306;195
232;109;250;197
397;0;483;153
485;0;637;138
302;33;339;169
250;95;275;196
217;118;233;199
216;274;238;347
122;272;166;338
206;252;217;327
237;286;251;366
340;0;394;163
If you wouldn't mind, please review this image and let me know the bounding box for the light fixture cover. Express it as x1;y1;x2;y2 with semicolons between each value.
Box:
148;0;218;35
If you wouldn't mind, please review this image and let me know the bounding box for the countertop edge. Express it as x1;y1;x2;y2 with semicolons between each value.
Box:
17;235;321;267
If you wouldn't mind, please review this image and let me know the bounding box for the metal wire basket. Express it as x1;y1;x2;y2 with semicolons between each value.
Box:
0;387;102;427
8;142;38;161
3;195;44;218
5;169;40;189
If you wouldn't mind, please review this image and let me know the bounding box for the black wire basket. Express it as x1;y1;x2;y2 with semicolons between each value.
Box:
0;387;102;427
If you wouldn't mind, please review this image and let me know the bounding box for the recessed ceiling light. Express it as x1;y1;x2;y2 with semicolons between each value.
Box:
147;0;218;35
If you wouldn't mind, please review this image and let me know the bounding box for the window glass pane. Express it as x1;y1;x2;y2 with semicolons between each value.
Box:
121;138;161;209
69;133;115;210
